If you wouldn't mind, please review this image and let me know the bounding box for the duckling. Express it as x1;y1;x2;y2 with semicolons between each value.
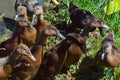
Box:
10;26;65;80
61;17;110;77
0;43;36;80
0;5;36;57
69;2;109;36
34;32;86;80
95;33;120;68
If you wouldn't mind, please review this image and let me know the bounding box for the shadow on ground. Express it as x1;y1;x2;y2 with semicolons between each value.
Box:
74;56;105;80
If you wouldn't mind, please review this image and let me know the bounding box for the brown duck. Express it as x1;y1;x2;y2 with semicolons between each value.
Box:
0;43;36;80
95;33;120;68
34;32;86;80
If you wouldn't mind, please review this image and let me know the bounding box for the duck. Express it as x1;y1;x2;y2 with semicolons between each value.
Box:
0;43;36;80
0;5;36;57
95;33;120;68
10;26;65;80
68;2;109;37
13;5;36;47
31;5;52;41
34;32;86;80
61;16;110;78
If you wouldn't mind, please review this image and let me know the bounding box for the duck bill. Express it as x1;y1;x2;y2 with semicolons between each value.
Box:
102;24;110;29
27;53;36;61
99;24;110;37
56;31;66;39
29;24;36;30
32;13;37;20
14;14;19;20
101;52;106;60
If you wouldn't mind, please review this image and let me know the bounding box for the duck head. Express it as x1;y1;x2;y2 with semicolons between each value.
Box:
12;44;36;62
96;33;120;68
32;5;43;20
14;5;27;20
82;17;110;37
89;17;109;36
14;0;34;15
100;33;114;60
43;26;65;39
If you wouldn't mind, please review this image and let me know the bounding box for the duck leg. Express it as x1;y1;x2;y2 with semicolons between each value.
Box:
67;70;72;80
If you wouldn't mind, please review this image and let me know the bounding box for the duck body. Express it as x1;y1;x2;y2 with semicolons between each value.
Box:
34;33;86;80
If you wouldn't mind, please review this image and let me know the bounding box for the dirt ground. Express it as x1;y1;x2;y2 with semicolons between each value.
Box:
0;0;15;18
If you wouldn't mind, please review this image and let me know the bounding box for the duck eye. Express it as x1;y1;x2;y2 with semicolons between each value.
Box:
20;9;22;11
37;8;39;10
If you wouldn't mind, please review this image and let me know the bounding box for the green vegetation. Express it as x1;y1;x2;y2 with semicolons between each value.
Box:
0;0;120;79
104;0;120;15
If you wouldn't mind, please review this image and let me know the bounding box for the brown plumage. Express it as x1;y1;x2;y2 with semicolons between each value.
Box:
10;26;64;80
95;33;120;68
32;5;51;41
62;16;110;75
0;44;36;80
68;2;110;36
34;33;86;80
0;5;36;57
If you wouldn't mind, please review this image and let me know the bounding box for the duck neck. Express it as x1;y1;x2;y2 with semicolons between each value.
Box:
35;15;48;40
57;39;73;53
34;31;48;47
36;14;43;26
54;39;73;72
8;52;21;66
80;30;89;43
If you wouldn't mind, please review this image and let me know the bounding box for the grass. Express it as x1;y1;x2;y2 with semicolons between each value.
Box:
0;0;120;80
